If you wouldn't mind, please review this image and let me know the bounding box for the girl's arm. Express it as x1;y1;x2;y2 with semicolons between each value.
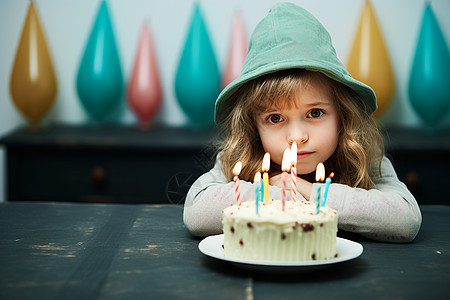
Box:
311;156;422;243
183;155;283;237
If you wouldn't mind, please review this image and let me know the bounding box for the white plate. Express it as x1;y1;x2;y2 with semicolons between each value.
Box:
198;234;363;272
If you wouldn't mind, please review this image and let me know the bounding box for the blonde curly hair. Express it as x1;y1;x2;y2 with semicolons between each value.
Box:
217;69;384;189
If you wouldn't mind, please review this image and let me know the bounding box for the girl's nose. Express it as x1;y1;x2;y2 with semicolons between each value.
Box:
288;125;308;145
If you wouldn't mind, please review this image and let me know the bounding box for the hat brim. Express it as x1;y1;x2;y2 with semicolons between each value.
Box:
215;60;377;124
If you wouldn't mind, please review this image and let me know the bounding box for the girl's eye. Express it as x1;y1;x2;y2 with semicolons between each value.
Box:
266;114;283;124
308;109;324;118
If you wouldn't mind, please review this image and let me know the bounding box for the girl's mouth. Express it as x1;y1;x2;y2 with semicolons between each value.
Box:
297;151;314;159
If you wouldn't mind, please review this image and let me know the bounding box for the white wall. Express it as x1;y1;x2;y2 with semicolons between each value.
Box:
1;0;449;202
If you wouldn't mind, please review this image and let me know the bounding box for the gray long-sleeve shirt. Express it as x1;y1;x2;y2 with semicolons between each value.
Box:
183;155;422;242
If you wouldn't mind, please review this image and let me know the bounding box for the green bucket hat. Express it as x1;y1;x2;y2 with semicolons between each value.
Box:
215;2;377;123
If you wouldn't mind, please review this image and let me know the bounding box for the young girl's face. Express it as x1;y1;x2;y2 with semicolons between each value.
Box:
254;76;340;175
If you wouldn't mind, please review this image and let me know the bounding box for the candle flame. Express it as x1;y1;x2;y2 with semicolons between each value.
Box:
254;172;261;183
290;142;297;166
329;172;334;178
315;162;325;182
233;161;242;176
282;148;291;172
262;153;270;172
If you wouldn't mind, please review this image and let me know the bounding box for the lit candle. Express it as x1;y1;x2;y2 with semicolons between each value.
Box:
315;162;325;214
254;172;261;215
290;142;297;202
233;161;242;205
260;176;264;202
281;148;291;211
262;153;270;204
316;186;321;214
322;172;334;206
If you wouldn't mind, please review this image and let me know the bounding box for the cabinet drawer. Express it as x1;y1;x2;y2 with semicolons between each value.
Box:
389;151;450;205
6;147;209;204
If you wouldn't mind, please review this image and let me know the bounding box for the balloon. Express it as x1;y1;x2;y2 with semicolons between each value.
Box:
76;0;123;120
175;4;221;125
127;22;162;127
222;12;248;89
9;1;57;125
347;0;395;117
408;3;450;127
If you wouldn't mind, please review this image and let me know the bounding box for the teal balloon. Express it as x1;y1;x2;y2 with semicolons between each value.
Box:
76;0;123;120
175;4;220;125
408;3;450;127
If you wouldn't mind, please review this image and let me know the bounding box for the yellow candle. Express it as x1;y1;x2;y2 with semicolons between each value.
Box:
262;153;270;204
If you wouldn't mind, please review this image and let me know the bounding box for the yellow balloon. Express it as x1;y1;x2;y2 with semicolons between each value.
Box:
347;0;395;117
9;1;57;125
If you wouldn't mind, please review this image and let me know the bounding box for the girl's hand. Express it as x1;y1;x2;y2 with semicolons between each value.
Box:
295;176;313;201
268;172;284;189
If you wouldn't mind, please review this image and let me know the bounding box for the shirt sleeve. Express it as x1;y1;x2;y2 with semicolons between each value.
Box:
183;155;285;237
311;156;422;243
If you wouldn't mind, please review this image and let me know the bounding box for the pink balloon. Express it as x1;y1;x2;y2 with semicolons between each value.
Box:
222;12;248;89
127;22;162;126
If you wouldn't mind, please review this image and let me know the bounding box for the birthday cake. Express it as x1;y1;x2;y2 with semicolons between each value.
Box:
222;199;338;262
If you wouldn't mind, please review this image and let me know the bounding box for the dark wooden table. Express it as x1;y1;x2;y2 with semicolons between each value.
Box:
0;202;448;299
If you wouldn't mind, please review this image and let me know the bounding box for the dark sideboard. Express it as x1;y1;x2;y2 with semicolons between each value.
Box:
0;124;218;204
0;124;449;205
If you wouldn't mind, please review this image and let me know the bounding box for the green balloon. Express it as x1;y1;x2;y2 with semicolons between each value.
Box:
175;4;221;125
77;0;123;120
409;4;450;127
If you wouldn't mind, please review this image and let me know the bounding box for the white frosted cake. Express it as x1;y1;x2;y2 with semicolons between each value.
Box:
222;199;338;262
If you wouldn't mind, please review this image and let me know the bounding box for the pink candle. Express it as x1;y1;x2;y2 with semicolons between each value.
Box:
282;172;287;211
233;161;242;205
281;149;291;211
290;142;297;202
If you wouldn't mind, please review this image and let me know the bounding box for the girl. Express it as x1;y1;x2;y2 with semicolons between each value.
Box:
183;3;421;242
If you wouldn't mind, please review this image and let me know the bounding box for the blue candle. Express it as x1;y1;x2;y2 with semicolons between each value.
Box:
322;178;331;206
254;172;261;215
315;163;325;214
316;186;321;214
322;172;334;206
260;180;264;202
256;185;260;215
